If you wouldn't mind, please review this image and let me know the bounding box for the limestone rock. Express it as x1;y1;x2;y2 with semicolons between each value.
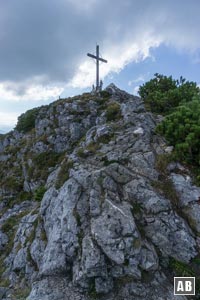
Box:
145;211;197;262
171;173;200;234
170;173;200;207
13;247;28;271
91;200;140;265
0;85;199;300
0;231;8;251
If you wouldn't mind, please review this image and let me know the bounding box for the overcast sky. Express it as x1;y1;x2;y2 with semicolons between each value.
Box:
1;0;200;132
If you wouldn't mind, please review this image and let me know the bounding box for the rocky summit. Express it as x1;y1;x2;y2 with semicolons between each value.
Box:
0;84;200;300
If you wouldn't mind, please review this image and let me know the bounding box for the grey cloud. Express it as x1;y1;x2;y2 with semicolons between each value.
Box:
0;0;199;88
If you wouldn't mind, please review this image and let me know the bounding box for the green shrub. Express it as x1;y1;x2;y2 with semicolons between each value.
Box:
141;75;200;184
139;73;199;114
15;107;40;133
105;102;121;121
34;186;46;202
156;99;200;167
100;90;111;98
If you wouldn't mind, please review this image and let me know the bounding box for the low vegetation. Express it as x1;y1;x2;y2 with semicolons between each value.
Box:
34;186;47;201
14;287;31;300
1;211;28;256
156;99;200;168
152;178;179;207
139;73;200;114
100;90;111;98
105;102;121;121
139;74;200;184
155;153;175;175
101;156;118;166
29;151;65;181
97;133;114;144
1;175;23;193
169;257;200;296
32;151;63;169
77;147;87;158
55;159;74;189
15;107;40;133
86;142;100;153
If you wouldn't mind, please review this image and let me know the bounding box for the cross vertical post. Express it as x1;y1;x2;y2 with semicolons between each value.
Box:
87;45;107;92
96;45;99;91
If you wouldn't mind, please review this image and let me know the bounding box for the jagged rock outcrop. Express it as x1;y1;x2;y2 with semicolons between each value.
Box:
0;84;199;300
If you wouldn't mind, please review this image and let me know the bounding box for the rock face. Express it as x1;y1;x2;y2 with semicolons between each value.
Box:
0;84;199;300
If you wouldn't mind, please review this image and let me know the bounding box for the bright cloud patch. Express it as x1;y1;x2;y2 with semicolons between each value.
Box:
0;82;64;102
0;0;199;92
0;0;200;131
0;111;18;128
69;36;161;88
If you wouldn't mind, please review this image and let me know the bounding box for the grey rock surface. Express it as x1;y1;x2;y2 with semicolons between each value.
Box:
171;173;200;206
0;84;199;300
0;232;8;251
171;173;200;234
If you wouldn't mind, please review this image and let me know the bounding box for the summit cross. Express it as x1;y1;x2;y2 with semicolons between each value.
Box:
87;45;107;92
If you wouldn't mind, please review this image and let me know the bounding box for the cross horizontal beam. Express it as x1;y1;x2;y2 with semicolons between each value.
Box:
87;45;107;91
87;53;108;63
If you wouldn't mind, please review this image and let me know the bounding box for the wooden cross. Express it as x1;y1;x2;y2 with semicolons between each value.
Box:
87;45;107;91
